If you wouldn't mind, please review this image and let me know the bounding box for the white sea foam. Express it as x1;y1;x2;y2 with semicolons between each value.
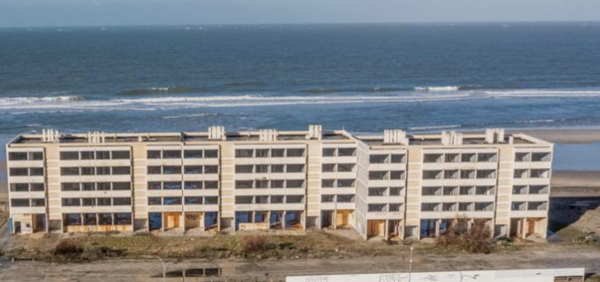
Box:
415;86;460;92
485;89;600;98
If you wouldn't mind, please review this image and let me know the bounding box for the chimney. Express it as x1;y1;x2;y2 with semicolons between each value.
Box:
485;128;505;144
208;126;226;141
259;129;278;142
306;125;322;140
383;129;408;145
441;131;463;145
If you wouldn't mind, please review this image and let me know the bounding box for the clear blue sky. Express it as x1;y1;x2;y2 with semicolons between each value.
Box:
1;0;599;27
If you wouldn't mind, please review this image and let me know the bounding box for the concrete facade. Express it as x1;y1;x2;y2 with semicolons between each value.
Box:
6;126;553;239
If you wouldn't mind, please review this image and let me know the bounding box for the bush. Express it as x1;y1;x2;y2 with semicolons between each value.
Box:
55;240;83;255
239;235;270;254
437;219;494;254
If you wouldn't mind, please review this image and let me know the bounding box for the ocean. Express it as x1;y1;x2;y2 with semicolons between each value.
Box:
1;23;600;148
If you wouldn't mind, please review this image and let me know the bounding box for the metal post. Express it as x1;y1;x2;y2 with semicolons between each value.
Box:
408;245;414;282
153;253;166;282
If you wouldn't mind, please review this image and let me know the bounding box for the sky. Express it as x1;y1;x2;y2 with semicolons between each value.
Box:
0;0;599;27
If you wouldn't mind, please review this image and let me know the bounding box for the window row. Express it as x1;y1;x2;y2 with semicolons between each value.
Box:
322;163;356;173
235;148;305;158
367;203;403;212
321;194;356;203
421;202;494;212
369;154;406;164
60;150;130;161
422;169;496;180
10;183;45;192
322;147;357;157
423;152;497;163
148;165;218;175
369;170;406;180
511;201;548;211
148;181;219;190
61;182;131;191
61;166;131;176
512;185;550;195
422;186;495;196
321;179;356;188
515;152;552;162
368;187;404;197
9;167;44;177
147;149;219;159
64;213;132;226
235;179;305;189
11;198;45;207
235;195;304;204
514;169;550;179
236;164;305;174
8;151;44;161
62;197;132;207
148;196;218;205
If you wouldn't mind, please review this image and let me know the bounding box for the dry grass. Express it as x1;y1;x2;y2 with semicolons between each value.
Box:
436;219;495;254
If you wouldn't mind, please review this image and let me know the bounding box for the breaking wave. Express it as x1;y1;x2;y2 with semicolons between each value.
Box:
415;86;460;92
119;87;194;95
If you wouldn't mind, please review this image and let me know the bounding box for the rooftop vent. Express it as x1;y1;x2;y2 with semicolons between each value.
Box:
383;129;408;145
87;131;106;143
208;126;226;141
441;131;463;145
42;129;61;143
306;125;322;140
259;129;278;142
485;128;505;144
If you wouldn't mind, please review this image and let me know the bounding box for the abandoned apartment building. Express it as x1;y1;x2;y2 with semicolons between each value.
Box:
5;125;553;240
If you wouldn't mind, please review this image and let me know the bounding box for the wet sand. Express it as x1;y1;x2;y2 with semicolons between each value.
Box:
520;129;600;144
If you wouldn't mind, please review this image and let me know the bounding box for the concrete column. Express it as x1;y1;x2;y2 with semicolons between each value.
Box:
282;211;286;229
435;220;440;237
384;220;390;239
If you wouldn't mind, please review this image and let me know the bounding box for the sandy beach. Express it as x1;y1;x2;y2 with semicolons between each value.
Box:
520;129;600;144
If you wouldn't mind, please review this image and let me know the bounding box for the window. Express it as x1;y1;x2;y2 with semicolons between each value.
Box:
255;195;269;204
184;181;202;189
515;152;531;162
513;185;527;195
205;149;218;158
528;201;547;211
163;150;181;159
530;169;550;178
65;214;82;225
255;165;269;173
390;187;402;196
368;204;386;212
82;198;95;206
370;154;388;164
255;180;269;189
29;168;44;176
99;213;113;225
9;168;29;176
62;183;80;191
338;148;356;157
30;183;45;192
322;148;336;157
205;181;218;189
60;151;79;160
236;165;253;173
476;170;496;179
147;150;161;159
163;182;182;190
204;165;218;174
80;151;95;160
530;185;549;194
321;179;335;188
60;167;79;176
62;198;81;206
459;203;473;211
163;166;182;174
390;171;405;180
461;153;476;162
460;170;475;179
424;154;442;163
10;183;29;192
83;214;97;225
475;202;494;211
96;151;111;160
337;194;355;203
204;197;218;205
422;187;442;196
337;179;355;188
112;166;131;175
184;166;203;174
8;152;28;161
29;152;44;160
271;195;284;203
97;198;112;206
235;196;253;204
532;152;551;162
270;180;284;188
389;203;402;212
113;198;131;206
475;186;495;195
113;182;131;190
148;166;161;174
286;180;304;188
443;186;458;195
442;203;457;211
286;148;305;157
81;167;95;175
184;150;203;159
185;197;203;205
370;171;389;180
114;213;132;225
369;187;387;196
148;197;162;205
236;180;253;189
337;163;354;172
511;202;526;211
271;149;285;157
460;186;474;195
322;164;336;172
445;153;459;163
148;182;162;190
11;199;30;207
322;195;335;203
287;164;305;173
286;195;304;203
235;149;253;158
478;153;497;162
97;182;111;191
255;149;270;158
271;165;285;173
514;169;528;179
391;154;405;163
444;170;459;179
96;166;111;175
422;170;441;180
112;151;130;159
81;183;95;191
